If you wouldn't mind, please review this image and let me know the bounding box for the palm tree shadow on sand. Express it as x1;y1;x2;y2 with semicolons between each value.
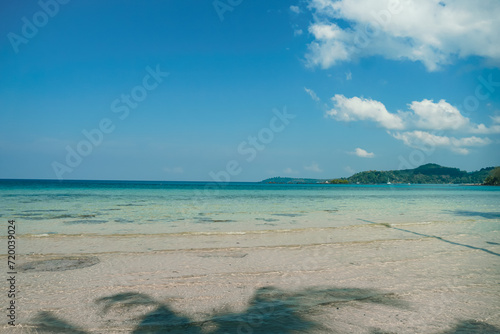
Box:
33;286;407;333
31;287;500;333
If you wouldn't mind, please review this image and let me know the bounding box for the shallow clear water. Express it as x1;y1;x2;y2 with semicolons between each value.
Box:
1;179;499;236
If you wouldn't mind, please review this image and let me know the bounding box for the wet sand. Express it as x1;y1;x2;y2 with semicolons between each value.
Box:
3;222;500;333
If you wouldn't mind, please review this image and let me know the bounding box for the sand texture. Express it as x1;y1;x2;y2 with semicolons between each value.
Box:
2;223;500;333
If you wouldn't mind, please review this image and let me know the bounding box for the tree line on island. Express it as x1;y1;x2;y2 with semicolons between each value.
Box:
261;164;500;185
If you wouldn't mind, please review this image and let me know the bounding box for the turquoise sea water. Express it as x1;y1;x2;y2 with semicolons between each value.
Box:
2;180;500;333
1;179;499;237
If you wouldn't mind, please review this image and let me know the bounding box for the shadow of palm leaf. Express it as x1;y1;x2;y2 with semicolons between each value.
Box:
211;286;408;333
95;291;202;333
32;286;409;333
438;319;500;333
96;292;157;313
132;305;204;334
32;311;88;334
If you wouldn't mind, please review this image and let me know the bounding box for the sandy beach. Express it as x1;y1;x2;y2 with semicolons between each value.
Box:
4;220;500;333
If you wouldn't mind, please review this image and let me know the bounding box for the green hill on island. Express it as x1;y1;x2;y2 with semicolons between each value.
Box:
261;164;500;185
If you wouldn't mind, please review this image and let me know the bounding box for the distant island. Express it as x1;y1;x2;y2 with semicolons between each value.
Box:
261;163;500;185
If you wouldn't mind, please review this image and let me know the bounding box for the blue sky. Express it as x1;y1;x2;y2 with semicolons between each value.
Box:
1;0;499;181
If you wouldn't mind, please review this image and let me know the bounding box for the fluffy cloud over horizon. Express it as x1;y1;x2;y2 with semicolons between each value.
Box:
326;95;498;154
305;0;500;71
326;94;405;129
391;131;491;155
352;148;375;158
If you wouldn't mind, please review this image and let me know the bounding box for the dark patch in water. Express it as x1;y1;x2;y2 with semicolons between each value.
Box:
79;214;98;218
486;241;500;245
257;223;277;226
20;200;43;203
114;218;134;223
272;213;303;217
15;213;44;220
15;212;99;220
255;218;279;222
324;209;338;213
18;256;100;272
197;219;234;223
64;220;108;225
451;210;500;220
117;203;144;207
24;209;67;212
52;214;75;219
17;213;43;217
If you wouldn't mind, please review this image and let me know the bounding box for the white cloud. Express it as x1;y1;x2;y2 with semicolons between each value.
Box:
327;95;500;134
290;5;301;14
491;115;500;124
163;167;184;173
345;71;352;80
304;162;323;172
324;94;498;154
326;94;405;129
409;99;469;130
305;0;500;71
284;167;299;175
352;148;375;158
407;99;500;134
391;131;492;154
294;29;304;36
469;123;500;134
304;87;320;102
307;24;351;68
